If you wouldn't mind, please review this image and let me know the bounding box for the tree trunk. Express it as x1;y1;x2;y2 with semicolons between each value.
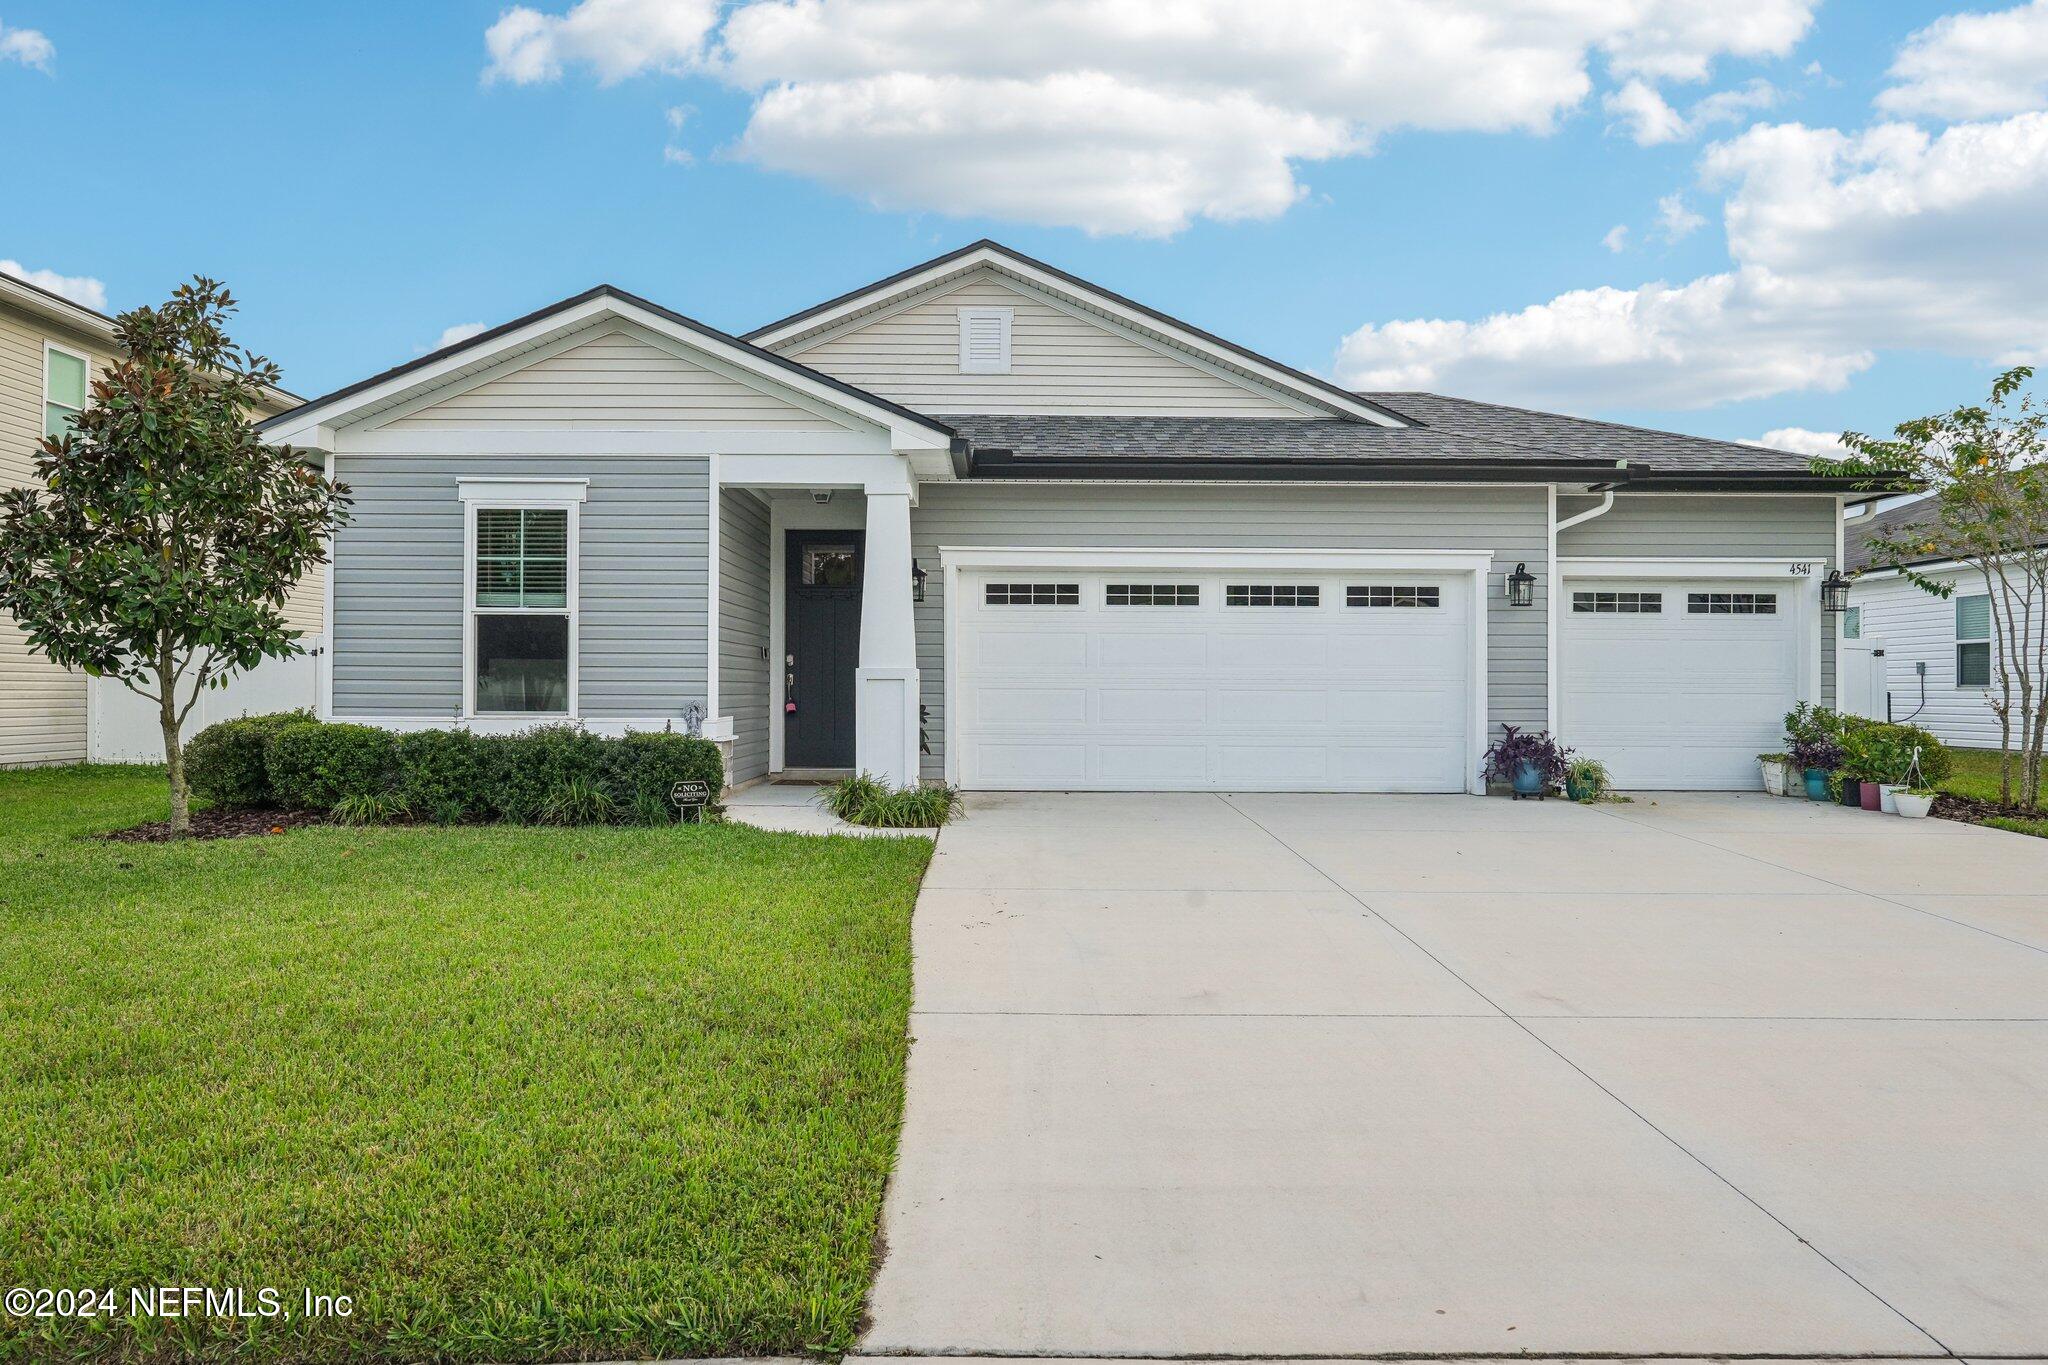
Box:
159;644;190;836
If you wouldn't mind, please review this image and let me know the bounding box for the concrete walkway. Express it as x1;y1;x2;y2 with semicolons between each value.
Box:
861;791;2048;1360
721;781;930;837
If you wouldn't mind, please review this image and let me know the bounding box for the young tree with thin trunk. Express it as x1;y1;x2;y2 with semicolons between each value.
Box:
0;279;348;834
1815;367;2048;808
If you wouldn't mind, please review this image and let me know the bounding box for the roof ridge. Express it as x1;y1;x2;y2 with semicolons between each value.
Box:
1360;389;1796;457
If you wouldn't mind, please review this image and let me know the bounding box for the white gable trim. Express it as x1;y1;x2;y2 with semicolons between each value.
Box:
263;291;955;451
750;244;1402;426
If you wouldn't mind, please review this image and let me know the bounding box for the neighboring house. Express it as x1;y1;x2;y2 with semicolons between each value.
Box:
0;271;310;767
1845;496;2047;749
260;240;1866;793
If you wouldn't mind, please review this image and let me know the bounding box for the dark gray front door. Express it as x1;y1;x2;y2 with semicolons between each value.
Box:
785;531;863;768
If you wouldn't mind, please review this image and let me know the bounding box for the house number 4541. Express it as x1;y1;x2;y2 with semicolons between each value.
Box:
1789;562;1817;574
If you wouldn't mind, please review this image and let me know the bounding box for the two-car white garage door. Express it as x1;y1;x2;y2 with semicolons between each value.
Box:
951;568;1473;791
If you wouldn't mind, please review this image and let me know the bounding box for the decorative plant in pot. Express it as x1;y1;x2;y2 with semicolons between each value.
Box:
1564;756;1611;803
1757;752;1792;796
1861;730;1914;814
1894;787;1936;819
1788;732;1843;801
1481;725;1571;800
1837;729;1880;810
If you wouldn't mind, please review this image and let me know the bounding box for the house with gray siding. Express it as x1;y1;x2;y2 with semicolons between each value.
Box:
261;241;1866;793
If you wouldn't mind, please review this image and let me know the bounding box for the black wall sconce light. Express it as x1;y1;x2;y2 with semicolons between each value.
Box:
1821;569;1850;613
911;560;928;603
1506;562;1536;607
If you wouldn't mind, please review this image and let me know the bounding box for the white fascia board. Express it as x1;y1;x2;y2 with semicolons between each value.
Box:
1559;556;1826;578
335;428;891;456
1850;559;1971;582
938;546;1495;573
751;245;1401;427
457;477;588;504
722;452;915;497
275;294;953;450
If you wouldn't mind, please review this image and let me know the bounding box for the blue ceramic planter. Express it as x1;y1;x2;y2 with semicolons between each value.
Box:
1513;760;1546;797
1804;767;1829;801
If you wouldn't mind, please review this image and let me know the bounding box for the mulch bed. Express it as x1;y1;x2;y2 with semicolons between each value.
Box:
1933;792;2046;829
98;808;329;843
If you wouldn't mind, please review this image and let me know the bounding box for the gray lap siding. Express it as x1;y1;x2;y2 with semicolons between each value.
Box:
331;454;709;721
909;483;1552;782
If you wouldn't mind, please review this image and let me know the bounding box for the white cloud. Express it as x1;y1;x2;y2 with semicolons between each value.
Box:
1337;111;2048;409
1;259;106;311
1603;224;1630;252
484;0;1817;235
0;19;53;71
1880;0;2048;120
484;0;721;85
1747;426;1846;456
662;145;695;166
1655;192;1705;241
1605;79;1687;145
1606;76;1777;146
428;322;489;352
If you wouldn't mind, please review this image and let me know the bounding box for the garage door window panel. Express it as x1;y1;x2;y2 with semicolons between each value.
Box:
1107;584;1200;607
1348;585;1440;608
1226;584;1319;608
1688;592;1777;615
1573;591;1662;614
985;582;1079;606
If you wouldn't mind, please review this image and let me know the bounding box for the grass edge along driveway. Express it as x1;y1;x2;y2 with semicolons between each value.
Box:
0;765;931;1363
1942;747;2048;839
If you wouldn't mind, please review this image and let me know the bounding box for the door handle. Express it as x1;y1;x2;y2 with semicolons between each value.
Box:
785;653;797;714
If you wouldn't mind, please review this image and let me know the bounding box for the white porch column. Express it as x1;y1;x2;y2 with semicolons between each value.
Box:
856;491;921;786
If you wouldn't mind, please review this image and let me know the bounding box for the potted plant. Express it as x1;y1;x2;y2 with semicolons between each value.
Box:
1757;752;1791;796
1862;730;1913;814
1481;725;1570;799
1894;787;1936;819
1788;733;1842;801
1564;756;1611;803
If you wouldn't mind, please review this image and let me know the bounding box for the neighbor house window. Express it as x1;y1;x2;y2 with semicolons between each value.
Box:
43;343;87;440
1348;585;1440;608
1687;592;1777;615
1107;584;1199;606
1226;584;1319;607
985;582;1078;605
1572;591;1662;614
463;482;584;716
1956;593;1992;687
1842;606;1862;639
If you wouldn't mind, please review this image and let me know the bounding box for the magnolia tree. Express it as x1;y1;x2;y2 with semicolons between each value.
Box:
1814;367;2048;809
0;280;348;834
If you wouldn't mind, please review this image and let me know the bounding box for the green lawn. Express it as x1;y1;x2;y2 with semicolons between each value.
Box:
1940;747;2048;838
0;765;932;1363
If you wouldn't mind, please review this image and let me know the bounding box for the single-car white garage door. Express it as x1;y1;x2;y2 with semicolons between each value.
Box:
951;568;1473;791
1561;577;1805;789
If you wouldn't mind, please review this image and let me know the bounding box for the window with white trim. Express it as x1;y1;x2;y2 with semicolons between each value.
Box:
1348;585;1439;608
1226;584;1319;607
1106;584;1199;606
43;343;87;441
1957;593;1992;688
472;506;574;714
1687;592;1777;615
985;582;1078;606
957;307;1013;374
1572;591;1662;614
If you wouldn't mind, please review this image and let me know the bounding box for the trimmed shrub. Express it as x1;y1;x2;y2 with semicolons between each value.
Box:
819;773;957;828
265;722;400;811
602;731;725;824
185;710;314;808
1783;703;1952;786
477;723;612;824
396;728;485;824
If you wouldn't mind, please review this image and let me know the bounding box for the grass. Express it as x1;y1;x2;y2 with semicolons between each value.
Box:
0;764;933;1363
1939;747;2048;839
817;774;960;828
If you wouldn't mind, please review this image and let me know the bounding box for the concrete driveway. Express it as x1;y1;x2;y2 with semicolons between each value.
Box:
861;792;2048;1361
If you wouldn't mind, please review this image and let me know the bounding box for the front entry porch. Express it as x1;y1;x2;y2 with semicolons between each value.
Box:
714;455;923;792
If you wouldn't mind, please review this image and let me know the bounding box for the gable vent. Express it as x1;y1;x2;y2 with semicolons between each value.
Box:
957;307;1013;374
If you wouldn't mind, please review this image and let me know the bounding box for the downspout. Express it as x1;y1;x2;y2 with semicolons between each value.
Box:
1547;485;1618;737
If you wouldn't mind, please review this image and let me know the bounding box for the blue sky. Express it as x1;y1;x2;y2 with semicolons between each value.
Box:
3;1;2045;451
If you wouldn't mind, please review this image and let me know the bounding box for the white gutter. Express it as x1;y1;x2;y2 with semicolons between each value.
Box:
1554;489;1616;533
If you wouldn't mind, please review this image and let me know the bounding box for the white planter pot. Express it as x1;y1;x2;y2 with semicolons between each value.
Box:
1759;759;1786;795
1878;783;1906;815
1895;791;1934;819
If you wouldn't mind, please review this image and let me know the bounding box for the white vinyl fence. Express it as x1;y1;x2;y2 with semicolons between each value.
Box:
88;638;324;763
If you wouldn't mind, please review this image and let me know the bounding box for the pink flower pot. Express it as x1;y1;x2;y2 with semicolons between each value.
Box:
1859;782;1883;811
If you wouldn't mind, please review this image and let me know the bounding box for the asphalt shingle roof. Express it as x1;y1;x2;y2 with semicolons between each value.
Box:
1846;495;1940;573
944;393;1824;478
